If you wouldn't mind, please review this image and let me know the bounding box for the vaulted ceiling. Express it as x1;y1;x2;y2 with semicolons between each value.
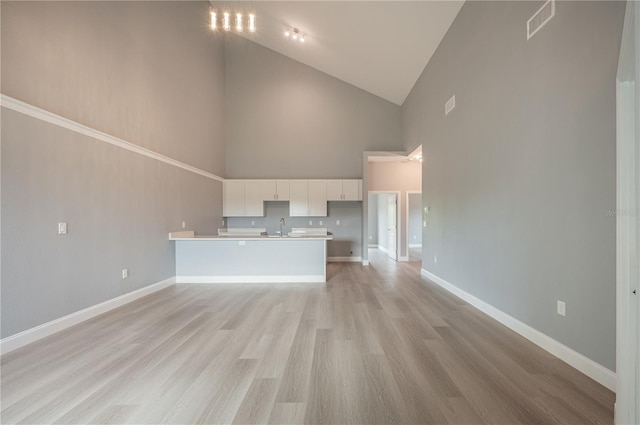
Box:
214;1;464;105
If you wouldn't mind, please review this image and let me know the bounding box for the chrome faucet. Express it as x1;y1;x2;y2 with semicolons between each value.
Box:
280;217;285;237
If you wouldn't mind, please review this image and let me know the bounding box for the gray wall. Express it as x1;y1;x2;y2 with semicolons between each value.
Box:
227;201;362;259
408;193;422;246
224;35;402;179
1;1;225;338
368;194;379;245
402;0;625;370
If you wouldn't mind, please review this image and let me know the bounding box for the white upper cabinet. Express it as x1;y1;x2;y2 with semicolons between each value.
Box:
326;179;362;201
223;180;268;217
289;180;327;217
223;180;245;217
244;180;266;216
308;180;327;216
261;180;290;201
223;179;360;217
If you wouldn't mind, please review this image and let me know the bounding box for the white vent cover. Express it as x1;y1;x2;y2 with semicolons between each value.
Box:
527;0;555;40
445;95;455;115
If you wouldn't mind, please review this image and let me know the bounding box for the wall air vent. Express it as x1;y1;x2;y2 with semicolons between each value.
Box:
445;95;455;115
527;0;555;40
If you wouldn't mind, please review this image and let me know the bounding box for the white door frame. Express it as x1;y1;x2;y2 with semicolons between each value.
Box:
368;190;401;262
615;2;639;424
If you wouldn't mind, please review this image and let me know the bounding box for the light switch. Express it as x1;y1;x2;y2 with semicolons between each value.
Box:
58;222;67;234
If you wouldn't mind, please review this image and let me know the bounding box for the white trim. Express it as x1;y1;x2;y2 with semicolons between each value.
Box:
398;256;409;262
615;2;639;422
0;95;224;182
368;244;379;248
362;260;370;266
409;244;422;248
420;268;616;392
0;277;176;355
176;275;325;283
328;256;363;263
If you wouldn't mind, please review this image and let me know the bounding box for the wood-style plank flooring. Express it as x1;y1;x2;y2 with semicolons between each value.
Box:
1;250;614;424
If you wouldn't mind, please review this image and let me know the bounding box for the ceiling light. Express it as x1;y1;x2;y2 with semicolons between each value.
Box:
223;12;230;31
210;8;255;33
210;11;217;30
285;28;307;44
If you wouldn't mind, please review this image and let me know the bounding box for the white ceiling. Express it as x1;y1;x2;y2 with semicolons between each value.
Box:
216;1;464;105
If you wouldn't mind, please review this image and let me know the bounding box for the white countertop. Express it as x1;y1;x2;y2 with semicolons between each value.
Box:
169;231;332;241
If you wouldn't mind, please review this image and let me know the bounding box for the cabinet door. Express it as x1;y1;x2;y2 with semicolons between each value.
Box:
276;180;290;200
308;180;327;216
326;180;343;201
223;180;245;217
289;180;309;216
342;180;362;201
259;180;277;201
244;180;265;216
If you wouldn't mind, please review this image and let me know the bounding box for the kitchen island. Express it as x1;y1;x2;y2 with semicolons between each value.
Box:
170;231;333;283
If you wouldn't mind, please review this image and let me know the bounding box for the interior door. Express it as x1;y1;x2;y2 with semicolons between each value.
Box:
615;3;639;423
387;194;398;260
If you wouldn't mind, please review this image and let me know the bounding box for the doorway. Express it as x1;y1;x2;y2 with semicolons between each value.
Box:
367;192;400;261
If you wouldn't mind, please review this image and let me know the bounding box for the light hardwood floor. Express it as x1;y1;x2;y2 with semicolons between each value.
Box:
1;250;614;424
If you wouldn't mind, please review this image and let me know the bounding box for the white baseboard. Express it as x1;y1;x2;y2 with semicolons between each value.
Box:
420;269;616;392
368;244;378;248
362;260;370;266
0;277;176;355
328;256;363;263
409;244;422;248
176;275;326;283
398;256;409;262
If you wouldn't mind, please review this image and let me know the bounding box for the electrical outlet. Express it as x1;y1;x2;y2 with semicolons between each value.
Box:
309;220;313;225
434;256;438;263
58;222;67;234
557;300;566;316
181;221;186;229
251;220;255;226
336;220;340;225
122;268;128;279
319;220;323;225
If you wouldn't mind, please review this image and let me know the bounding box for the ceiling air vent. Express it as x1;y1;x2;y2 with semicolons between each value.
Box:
527;0;555;40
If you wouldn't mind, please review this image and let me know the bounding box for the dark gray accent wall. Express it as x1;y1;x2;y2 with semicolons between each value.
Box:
402;1;625;370
224;35;402;179
1;1;225;338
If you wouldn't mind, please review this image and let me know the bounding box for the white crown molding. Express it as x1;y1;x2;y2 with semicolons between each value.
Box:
420;268;616;392
0;277;176;355
0;94;224;182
